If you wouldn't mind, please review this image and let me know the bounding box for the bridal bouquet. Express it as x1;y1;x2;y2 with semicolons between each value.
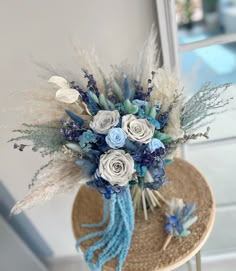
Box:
10;29;231;271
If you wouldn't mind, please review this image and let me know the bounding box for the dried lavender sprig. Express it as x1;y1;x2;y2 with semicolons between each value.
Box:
168;127;210;148
82;69;100;96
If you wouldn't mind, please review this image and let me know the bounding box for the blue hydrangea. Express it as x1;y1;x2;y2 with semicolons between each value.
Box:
79;130;99;151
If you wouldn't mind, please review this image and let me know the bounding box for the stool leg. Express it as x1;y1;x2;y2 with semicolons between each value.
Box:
195;251;202;271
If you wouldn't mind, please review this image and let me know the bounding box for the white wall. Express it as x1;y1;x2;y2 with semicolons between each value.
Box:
0;0;157;258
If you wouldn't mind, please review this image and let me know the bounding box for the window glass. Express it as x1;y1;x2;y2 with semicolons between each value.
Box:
176;0;236;44
180;42;236;140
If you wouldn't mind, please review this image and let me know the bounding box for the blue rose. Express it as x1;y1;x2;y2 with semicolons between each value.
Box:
148;138;165;153
105;128;127;149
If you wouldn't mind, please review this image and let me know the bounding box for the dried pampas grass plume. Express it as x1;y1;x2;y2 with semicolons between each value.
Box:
135;24;161;86
72;45;107;93
151;68;181;110
25;88;86;125
11;156;89;215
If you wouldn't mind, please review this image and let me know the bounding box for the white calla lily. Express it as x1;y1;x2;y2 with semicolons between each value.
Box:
55;88;79;104
48;76;80;104
48;76;69;88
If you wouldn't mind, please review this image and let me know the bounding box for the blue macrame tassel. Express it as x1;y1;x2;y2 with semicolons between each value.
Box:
76;187;134;271
81;198;109;229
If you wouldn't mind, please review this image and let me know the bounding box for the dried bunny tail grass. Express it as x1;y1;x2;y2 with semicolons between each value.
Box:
11;156;89;215
151;68;181;110
135;24;161;86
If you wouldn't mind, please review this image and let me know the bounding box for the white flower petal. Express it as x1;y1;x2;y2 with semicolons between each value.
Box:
122;114;154;143
55;88;79;104
48;76;69;88
90;110;120;134
99;149;135;186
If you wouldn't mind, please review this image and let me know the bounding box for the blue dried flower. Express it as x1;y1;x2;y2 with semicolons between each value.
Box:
79;130;99;151
132;99;149;108
137;108;146;118
75;159;97;175
87;170;125;199
123;76;132;100
158;112;169;129
164;199;198;237
82;69;100;96
133;145;166;167
135;164;147;177
148;138;165;153
133;80;146;100
60;120;83;142
144;177;167;190
147;117;161;130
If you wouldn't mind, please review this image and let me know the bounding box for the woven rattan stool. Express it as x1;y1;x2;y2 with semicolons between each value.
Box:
72;158;215;271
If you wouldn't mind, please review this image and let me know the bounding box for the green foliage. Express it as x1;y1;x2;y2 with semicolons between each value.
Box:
154;132;173;144
9;123;65;156
165;159;174;165
99;93;110;110
123;99;139;114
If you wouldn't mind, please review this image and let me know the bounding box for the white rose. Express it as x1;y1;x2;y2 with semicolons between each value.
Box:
99;150;135;186
122;115;155;144
90;110;120;134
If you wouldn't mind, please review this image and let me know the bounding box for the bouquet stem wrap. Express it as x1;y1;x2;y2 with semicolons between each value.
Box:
76;186;134;271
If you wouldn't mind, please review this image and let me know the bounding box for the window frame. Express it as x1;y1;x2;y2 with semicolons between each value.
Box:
155;0;236;144
156;0;236;66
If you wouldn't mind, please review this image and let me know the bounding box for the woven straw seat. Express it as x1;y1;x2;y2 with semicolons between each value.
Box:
72;158;215;271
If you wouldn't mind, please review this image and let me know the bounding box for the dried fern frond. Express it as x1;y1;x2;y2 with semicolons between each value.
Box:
181;83;232;132
11;156;90;215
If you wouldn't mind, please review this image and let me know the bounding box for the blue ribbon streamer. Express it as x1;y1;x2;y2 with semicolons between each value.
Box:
76;187;134;271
